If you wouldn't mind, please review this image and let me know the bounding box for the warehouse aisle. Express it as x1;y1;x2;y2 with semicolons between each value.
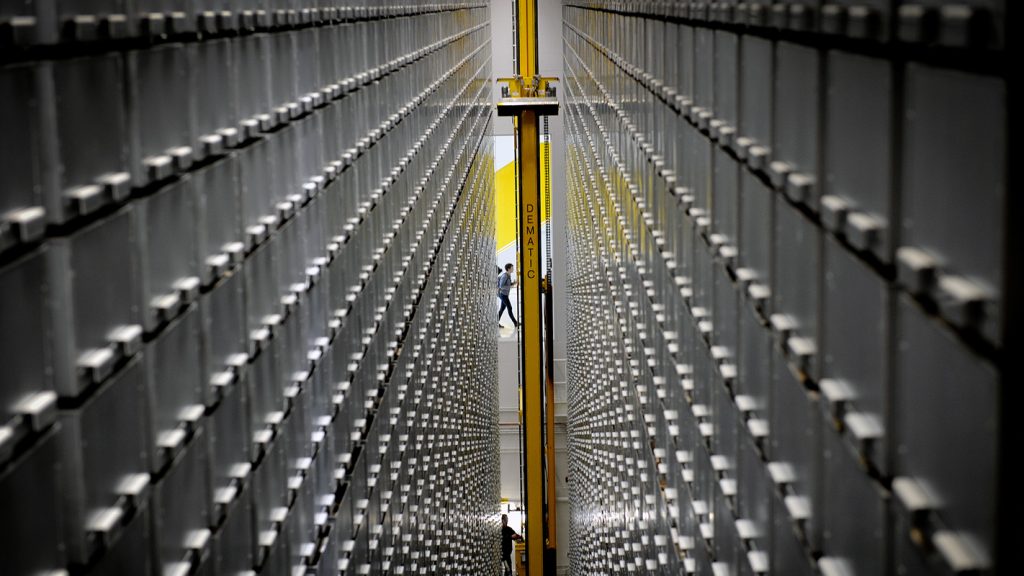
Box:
1;1;1016;575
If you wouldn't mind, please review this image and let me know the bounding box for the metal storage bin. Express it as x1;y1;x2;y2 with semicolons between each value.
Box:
151;426;211;576
0;248;57;457
821;236;890;472
894;296;998;567
135;176;200;333
0;427;64;575
51;54;130;224
89;502;153;576
144;305;204;474
772;201;821;380
194;155;244;287
771;42;820;208
200;267;247;408
49;206;141;399
823;51;893;263
252;434;289;570
53;0;131;43
899;65;1005;344
238;138;276;251
0;62;53;250
59;357;150;564
207;369;250;525
189;38;238;159
821;429;888;576
127;44;194;188
0;0;58;45
213;488;255;575
233;34;272;138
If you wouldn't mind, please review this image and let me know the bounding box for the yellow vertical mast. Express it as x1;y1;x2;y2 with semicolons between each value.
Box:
515;1;544;574
496;0;558;572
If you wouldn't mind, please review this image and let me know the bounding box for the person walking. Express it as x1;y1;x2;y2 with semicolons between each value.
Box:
500;514;523;575
497;263;519;328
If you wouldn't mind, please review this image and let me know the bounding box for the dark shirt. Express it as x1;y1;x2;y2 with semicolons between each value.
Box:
501;526;518;554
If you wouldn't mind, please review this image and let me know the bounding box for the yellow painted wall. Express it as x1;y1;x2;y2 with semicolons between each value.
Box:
495;140;551;252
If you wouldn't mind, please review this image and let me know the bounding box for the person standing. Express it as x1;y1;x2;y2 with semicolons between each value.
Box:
497;263;519;328
500;514;523;575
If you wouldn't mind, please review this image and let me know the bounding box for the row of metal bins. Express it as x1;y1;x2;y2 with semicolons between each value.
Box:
0;7;491;465
0;35;311;233
1;32;490;252
305;37;496;575
562;2;1006;575
1;13;489;259
1;3;496;576
0;3;484;46
564;79;822;575
337;83;501;569
333;79;500;576
565;5;1007;347
1;5;492;421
